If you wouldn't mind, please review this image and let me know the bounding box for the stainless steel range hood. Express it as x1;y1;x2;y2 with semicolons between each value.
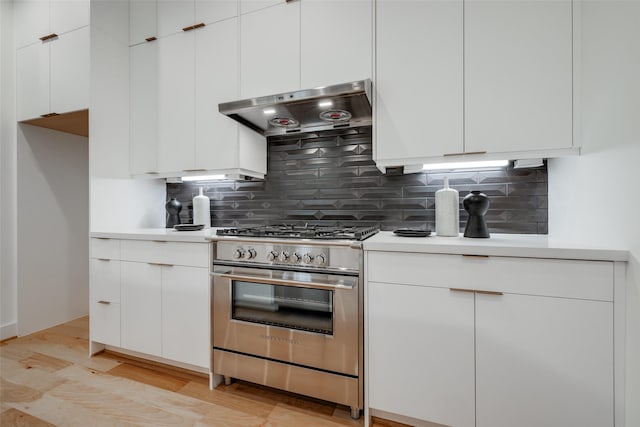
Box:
219;80;372;137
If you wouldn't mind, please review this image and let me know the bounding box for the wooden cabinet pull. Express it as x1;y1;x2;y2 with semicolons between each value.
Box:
40;112;59;118
462;254;489;258
450;288;503;296
148;262;173;267
145;36;157;42
97;300;111;305
96;237;110;240
476;290;504;296
443;150;487;157
450;288;475;294
151;240;167;243
39;33;58;42
97;258;111;262
183;22;206;32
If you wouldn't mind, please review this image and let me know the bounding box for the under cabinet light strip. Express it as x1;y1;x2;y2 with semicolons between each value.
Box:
422;160;509;171
181;175;226;182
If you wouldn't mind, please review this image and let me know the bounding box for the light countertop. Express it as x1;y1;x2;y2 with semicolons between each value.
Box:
363;231;629;262
90;228;224;243
91;229;629;262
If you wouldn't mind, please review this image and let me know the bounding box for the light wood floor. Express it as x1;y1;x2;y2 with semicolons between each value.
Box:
0;317;401;427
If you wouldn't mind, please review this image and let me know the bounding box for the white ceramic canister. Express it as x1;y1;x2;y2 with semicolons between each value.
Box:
192;187;211;228
435;176;459;237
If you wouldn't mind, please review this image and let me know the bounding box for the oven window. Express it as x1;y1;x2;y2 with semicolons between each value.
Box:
232;281;333;335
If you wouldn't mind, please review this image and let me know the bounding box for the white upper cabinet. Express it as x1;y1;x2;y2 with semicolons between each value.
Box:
50;0;90;35
16;26;89;121
129;0;157;45
14;0;88;49
375;0;463;166
14;0;50;49
194;18;240;170
240;0;283;15
15;0;89;121
157;0;196;37
16;42;50;121
153;0;238;39
130;15;266;178
240;0;300;98
157;31;196;173
464;0;573;154
130;42;159;175
196;0;238;24
300;0;372;89
373;0;575;172
50;26;90;114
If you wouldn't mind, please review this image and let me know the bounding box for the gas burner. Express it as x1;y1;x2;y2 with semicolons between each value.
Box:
216;225;379;241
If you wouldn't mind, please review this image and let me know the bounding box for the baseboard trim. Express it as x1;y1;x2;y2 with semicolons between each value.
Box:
1;322;18;341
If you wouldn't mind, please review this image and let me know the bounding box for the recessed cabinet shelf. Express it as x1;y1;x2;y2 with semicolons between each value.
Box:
21;109;89;137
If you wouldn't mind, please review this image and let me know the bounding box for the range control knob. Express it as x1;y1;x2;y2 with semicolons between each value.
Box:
315;253;326;265
278;251;290;262
290;252;301;263
244;248;257;259
233;248;245;259
302;253;313;264
267;251;279;261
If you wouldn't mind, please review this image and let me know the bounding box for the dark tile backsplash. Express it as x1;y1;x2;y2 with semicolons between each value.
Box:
166;127;548;234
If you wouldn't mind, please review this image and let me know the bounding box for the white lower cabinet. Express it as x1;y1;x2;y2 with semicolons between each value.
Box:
368;283;475;427
162;266;210;368
121;261;163;357
475;293;613;427
90;238;211;370
367;252;615;427
89;257;121;347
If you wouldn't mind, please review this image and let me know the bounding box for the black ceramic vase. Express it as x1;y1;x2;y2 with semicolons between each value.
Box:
165;198;182;228
463;191;490;238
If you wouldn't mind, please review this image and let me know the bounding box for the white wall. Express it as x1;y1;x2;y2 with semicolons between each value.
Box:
89;0;164;231
547;2;640;425
626;251;640;427
17;125;89;336
1;0;18;340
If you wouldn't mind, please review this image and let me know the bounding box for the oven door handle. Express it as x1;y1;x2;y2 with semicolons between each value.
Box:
211;269;356;290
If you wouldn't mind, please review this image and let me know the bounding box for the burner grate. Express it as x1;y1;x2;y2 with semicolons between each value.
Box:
216;224;379;241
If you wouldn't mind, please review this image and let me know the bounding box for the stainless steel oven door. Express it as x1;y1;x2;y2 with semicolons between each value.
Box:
212;264;359;376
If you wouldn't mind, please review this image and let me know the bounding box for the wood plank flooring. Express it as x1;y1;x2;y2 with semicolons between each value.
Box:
0;317;399;426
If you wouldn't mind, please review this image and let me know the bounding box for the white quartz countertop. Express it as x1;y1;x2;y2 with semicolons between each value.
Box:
363;231;629;262
90;229;629;262
90;228;224;243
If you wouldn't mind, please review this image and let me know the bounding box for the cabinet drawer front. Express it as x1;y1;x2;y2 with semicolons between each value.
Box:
91;238;121;260
367;252;613;301
90;259;121;303
120;240;210;267
90;301;121;347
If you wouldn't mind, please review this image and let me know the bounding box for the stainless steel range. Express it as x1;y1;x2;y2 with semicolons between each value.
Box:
210;225;378;419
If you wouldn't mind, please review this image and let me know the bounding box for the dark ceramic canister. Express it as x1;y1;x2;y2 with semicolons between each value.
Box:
165;198;182;228
463;191;490;238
